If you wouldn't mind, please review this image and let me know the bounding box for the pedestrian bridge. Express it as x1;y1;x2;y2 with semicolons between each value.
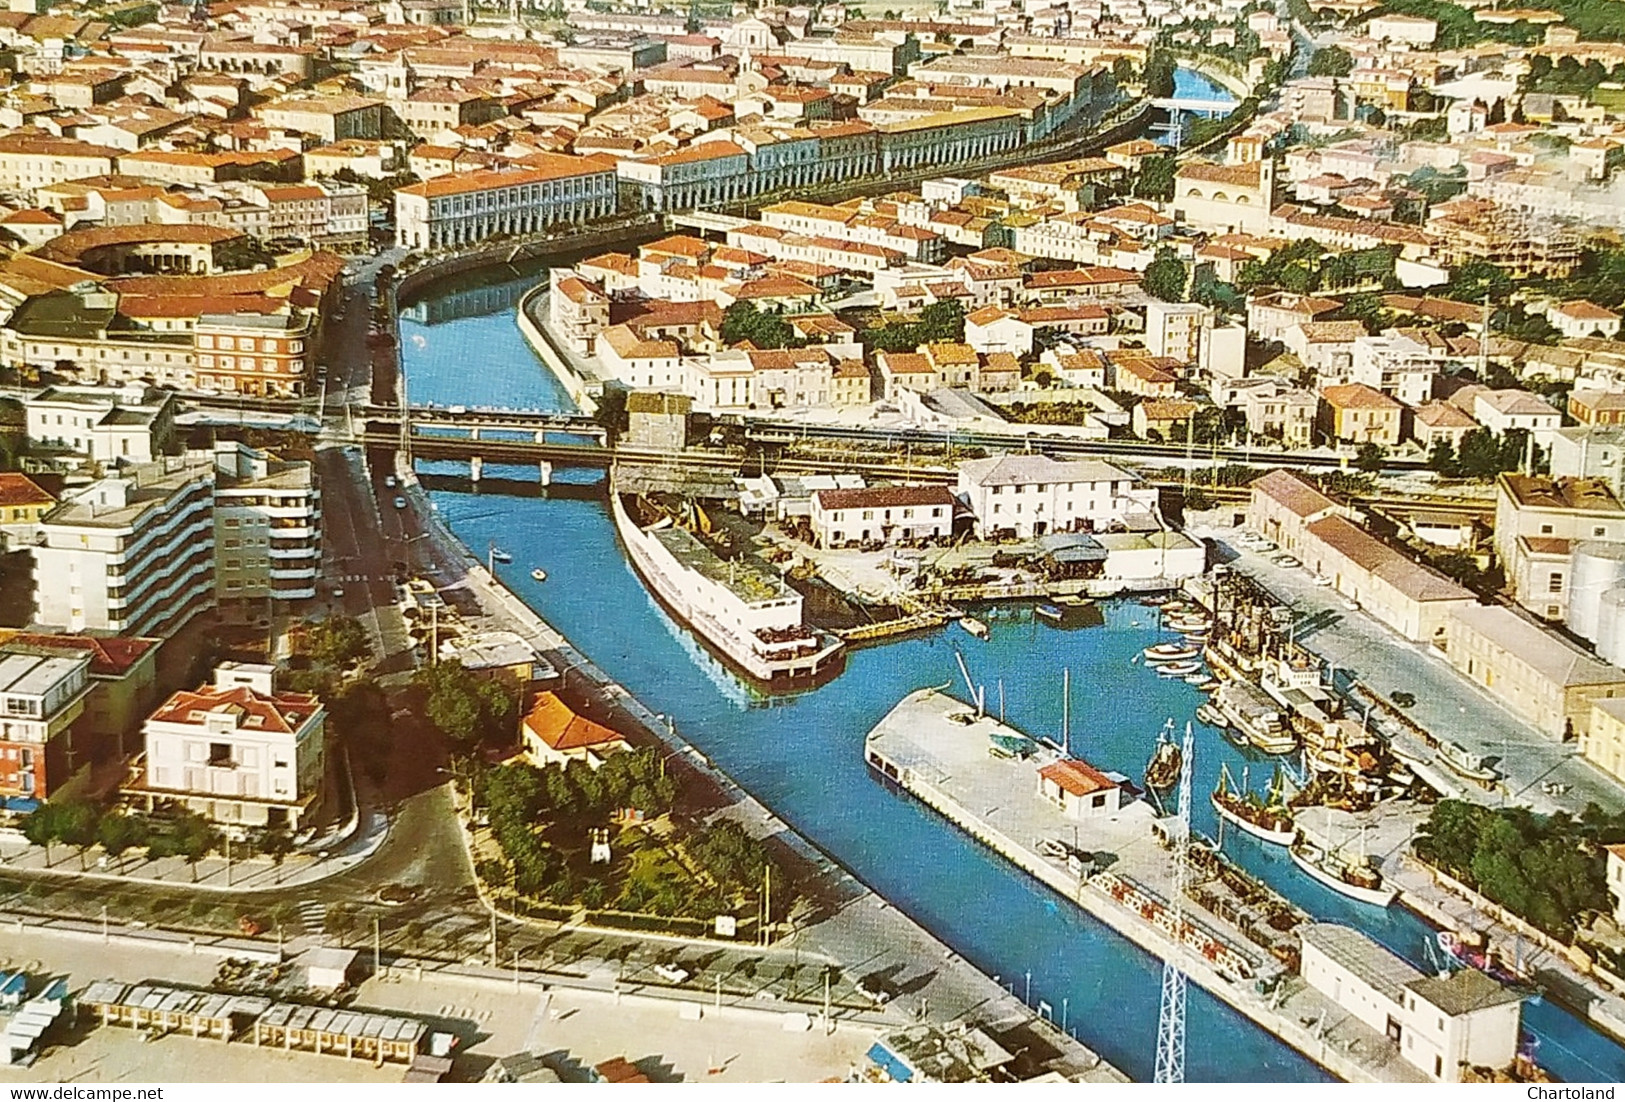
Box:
1150;96;1238;115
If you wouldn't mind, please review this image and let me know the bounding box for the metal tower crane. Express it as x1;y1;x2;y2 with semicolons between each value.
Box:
1154;721;1194;1085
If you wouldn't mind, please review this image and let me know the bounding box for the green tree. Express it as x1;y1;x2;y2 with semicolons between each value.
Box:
1427;438;1459;477
1143;50;1176;98
56;801;101;870
1112;57;1135;85
720;301;798;349
917;299;966;343
1307;44;1353;77
306;615;371;669
417;661;517;748
21;803;63;866
261;827;294;883
1143;247;1188;302
1354;442;1386;473
97;813;148;873
1132;155;1177;202
171;811;219;882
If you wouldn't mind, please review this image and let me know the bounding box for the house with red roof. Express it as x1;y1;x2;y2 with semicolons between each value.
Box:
521;691;629;769
1037;757;1120;818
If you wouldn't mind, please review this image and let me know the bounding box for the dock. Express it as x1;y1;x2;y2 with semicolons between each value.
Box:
863;688;1431;1084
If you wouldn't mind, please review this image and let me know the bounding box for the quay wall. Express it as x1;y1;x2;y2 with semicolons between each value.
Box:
884;757;1409;1083
517;285;598;414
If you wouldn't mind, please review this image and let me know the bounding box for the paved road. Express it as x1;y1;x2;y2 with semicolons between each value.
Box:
1196;524;1625;816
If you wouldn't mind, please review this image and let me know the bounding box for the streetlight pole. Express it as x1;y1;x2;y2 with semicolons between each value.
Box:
1024;970;1032;1006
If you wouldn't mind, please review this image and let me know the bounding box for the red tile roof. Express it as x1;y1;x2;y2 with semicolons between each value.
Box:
1039;758;1117;797
523;692;627;752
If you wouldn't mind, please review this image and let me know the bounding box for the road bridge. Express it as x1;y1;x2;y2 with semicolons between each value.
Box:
1150;96;1238;114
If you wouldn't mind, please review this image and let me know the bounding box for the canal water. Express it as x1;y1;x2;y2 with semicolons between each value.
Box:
396;251;1625;1083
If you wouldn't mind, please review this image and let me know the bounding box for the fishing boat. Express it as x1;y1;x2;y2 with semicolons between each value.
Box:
1437;930;1536;987
1289;835;1396;907
1157;660;1203;677
1166;615;1210;633
960;617;990;641
1211;764;1297;845
1438;740;1499;784
1035;604;1064;625
1247;726;1299;755
531;568;548;582
1144;643;1200;662
1183;673;1210;685
1145;720;1182;791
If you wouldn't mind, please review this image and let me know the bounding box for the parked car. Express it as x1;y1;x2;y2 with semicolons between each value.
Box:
394;496;407;509
653;964;690;984
385;475;397;489
1272;554;1302;569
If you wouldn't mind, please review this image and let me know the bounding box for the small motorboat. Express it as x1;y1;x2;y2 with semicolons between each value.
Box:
490;548;513;565
1144;643;1200;662
1195;702;1226;728
1184;673;1210;685
1438;740;1499;784
531;568;548;582
1192;677;1221;693
1035;604;1065;625
1157;660;1203;677
1166;615;1209;633
960;617;990;640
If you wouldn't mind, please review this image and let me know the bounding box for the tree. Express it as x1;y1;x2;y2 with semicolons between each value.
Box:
1143;248;1188;303
1353;442;1386;473
1143;50;1176;99
171;811;219;882
21;803;63;866
325;903;357;946
306;615;371;669
1427;438;1459;477
55;801;101;870
720;301;798;349
97;813;148;873
917;299;965;343
1112;57;1135;85
261;827;293;883
1307;44;1352;77
1132;155;1177;202
417;661;516;748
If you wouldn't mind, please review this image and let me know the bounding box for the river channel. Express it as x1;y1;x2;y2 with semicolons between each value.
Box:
393;136;1625;1082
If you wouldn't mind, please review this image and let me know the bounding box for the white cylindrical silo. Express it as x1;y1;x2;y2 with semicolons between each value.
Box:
1567;541;1625;643
1597;586;1625;668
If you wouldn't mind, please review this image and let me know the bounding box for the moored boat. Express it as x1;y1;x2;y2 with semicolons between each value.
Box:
1035;604;1064;625
1247;726;1299;755
960;617;990;640
1157;660;1203;677
1438;740;1499;784
1195;702;1226;727
1145;720;1182;791
1144;643;1200;662
1289;838;1396;907
1211;764;1297;846
531;568;547;582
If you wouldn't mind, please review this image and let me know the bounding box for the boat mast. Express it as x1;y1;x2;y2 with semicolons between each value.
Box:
1063;667;1070;757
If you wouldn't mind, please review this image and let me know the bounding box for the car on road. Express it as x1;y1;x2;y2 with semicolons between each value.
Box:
1392;691;1417;708
394;496;407;509
1340;598;1360;612
1272;554;1302;569
385;475;397;489
653;964;691;983
1312;573;1332;586
1253;540;1277;553
331;585;345;598
856;980;891;1005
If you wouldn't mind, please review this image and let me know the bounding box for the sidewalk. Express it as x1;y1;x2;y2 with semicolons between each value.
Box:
0;800;391;895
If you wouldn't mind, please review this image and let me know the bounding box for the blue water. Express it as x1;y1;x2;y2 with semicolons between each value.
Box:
396;241;1625;1085
1173;64;1238;104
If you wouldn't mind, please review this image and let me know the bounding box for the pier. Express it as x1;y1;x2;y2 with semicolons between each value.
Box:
863;688;1431;1084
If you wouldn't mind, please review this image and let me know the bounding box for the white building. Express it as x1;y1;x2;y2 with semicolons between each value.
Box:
1349;332;1443;406
32;457;215;638
1299;924;1524;1083
135;663;325;830
1473;388;1562;443
1144;302;1211;364
955;455;1158;539
212;441;320;615
394;156;618;251
809;486;955;548
1551;300;1622;341
24;385;177;466
1037;757;1122;819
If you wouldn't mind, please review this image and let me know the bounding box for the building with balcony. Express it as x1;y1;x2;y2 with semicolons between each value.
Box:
0;652;90;804
809;485;956;548
212;441;320;616
133;663;325;830
193;313;312;399
32;456;215;638
0;632;160;763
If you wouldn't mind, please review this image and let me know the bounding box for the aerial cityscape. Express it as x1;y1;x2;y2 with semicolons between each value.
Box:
0;0;1622;1086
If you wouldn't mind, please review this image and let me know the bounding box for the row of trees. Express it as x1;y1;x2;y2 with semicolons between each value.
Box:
21;801;292;881
719;302;804;350
1414;800;1615;939
417;660;517;748
1426;428;1541;480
